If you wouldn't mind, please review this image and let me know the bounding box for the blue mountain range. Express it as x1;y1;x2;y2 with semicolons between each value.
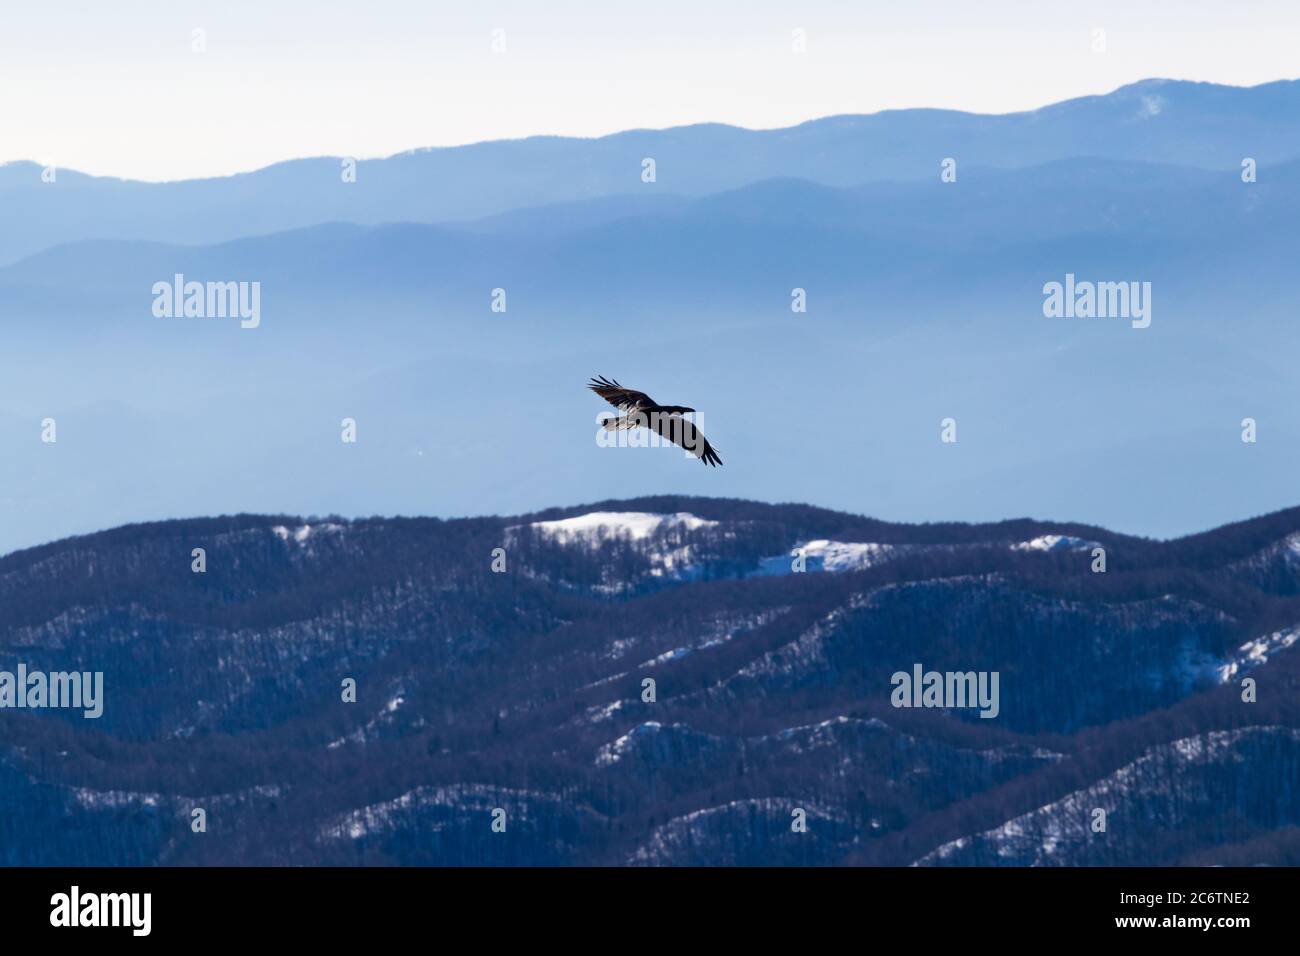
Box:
1;78;1298;553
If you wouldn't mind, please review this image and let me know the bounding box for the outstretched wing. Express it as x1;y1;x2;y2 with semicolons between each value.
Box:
648;411;723;467
588;375;655;411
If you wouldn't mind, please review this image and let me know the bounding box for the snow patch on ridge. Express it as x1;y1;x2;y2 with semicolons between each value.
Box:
753;540;899;575
1216;626;1300;682
508;511;722;585
1011;534;1099;553
523;511;717;544
271;522;344;545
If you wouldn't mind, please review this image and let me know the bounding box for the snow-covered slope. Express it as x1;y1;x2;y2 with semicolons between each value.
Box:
522;511;717;544
753;540;901;575
1011;534;1100;553
913;727;1300;866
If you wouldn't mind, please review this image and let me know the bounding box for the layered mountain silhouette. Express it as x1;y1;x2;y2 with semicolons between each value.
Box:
2;497;1299;865
2;78;1299;264
4;82;1300;551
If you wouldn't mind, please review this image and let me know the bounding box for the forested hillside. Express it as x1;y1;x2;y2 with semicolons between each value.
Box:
1;496;1298;865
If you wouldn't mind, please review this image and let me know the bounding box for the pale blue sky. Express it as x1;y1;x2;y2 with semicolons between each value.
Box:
1;0;1298;181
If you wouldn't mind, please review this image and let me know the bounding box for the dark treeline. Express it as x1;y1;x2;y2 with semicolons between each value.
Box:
1;497;1299;865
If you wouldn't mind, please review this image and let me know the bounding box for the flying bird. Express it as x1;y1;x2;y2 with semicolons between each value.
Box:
588;375;722;467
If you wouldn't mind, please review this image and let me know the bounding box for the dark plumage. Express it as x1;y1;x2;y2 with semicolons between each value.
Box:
587;375;722;467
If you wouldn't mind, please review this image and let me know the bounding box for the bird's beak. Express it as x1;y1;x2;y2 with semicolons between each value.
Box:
683;407;696;414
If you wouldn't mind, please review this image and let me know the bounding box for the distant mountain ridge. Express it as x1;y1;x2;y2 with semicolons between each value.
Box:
3;77;1300;566
3;144;1299;552
1;77;1298;264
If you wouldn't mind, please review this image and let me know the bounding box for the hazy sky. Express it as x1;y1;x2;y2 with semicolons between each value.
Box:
2;0;1297;181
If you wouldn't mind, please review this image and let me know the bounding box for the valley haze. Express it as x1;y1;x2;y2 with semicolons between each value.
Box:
2;78;1299;553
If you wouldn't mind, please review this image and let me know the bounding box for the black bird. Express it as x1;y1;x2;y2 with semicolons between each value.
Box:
587;375;722;467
